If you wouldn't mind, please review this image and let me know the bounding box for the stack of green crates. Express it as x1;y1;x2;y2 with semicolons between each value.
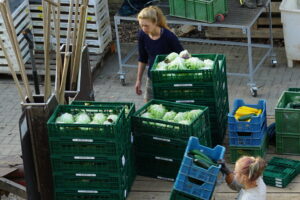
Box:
151;54;229;147
263;157;300;188
275;91;300;155
47;102;135;200
168;0;228;23
132;99;211;181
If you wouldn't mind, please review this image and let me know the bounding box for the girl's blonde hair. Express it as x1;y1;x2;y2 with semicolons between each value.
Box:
137;6;170;30
236;156;266;182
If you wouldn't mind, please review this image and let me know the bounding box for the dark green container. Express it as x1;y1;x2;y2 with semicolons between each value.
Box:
151;54;219;84
47;105;126;142
230;134;267;163
128;145;136;192
275;91;300;134
49;137;126;157
276;132;300;155
168;0;228;23
50;151;128;173
263;165;297;188
268;157;300;173
54;188;127;200
53;170;128;190
71;101;135;144
135;152;182;181
132;99;211;143
170;190;202;200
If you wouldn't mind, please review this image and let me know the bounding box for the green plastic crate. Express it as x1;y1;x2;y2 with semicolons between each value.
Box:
152;80;226;101
171;93;229;117
230;134;267;163
134;134;188;159
51;151;128;173
135;152;182;181
71;101;135;144
134;130;211;158
128;145;136;192
47;105;126;142
71;101;135;118
54;188;127;200
210;113;227;146
275;91;300;134
53;170;128;190
151;54;219;84
170;190;202;200
263;165;297;188
49;137;126;157
276;132;300;155
132;99;211;142
268;157;300;173
169;0;228;23
287;88;300;92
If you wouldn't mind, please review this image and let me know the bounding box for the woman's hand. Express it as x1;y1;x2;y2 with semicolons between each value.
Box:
135;80;142;95
218;159;231;175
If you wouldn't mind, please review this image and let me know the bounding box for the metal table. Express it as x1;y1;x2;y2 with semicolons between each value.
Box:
114;0;276;96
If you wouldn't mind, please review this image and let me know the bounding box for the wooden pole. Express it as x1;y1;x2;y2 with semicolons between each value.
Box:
57;0;73;97
0;36;25;102
70;0;80;79
44;0;59;7
52;0;62;99
0;1;33;102
70;2;88;90
43;1;52;102
64;0;74;55
58;52;71;104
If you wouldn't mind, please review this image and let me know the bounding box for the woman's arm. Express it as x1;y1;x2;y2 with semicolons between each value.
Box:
135;62;147;95
136;31;148;95
220;161;242;192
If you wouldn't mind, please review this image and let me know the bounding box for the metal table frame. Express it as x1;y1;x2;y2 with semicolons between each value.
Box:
114;0;276;96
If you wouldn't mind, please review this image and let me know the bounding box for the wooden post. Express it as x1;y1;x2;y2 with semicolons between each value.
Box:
70;3;88;90
21;95;58;200
58;52;71;104
52;0;63;100
43;0;52;102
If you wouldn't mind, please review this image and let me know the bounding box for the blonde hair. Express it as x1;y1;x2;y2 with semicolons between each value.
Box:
236;156;266;182
137;6;170;30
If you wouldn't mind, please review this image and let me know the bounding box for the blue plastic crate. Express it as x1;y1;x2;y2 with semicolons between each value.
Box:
173;137;225;200
229;122;267;146
228;99;267;132
174;173;215;200
179;137;225;184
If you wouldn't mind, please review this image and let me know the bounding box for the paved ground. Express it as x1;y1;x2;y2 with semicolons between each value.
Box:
0;43;300;199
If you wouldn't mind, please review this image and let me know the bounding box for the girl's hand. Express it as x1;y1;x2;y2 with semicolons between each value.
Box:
218;159;231;175
135;80;142;95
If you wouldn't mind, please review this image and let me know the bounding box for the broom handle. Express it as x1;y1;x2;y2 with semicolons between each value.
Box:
0;1;33;102
0;36;25;101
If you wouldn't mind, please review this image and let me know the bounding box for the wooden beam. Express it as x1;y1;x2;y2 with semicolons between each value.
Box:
205;27;283;39
257;17;282;26
0;177;26;199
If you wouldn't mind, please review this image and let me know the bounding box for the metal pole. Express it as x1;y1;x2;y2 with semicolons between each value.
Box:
246;27;255;86
114;16;124;76
267;0;275;57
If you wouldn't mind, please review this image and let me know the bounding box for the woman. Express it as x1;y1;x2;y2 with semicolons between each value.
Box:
135;6;184;102
220;156;267;200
